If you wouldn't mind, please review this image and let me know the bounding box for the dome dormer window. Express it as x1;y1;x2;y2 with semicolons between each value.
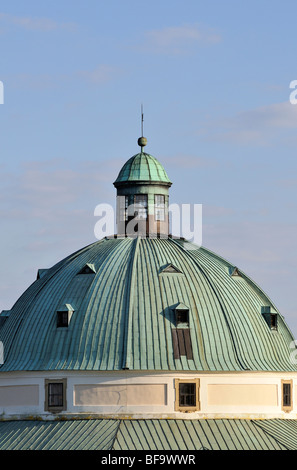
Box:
261;306;278;331
0;310;10;329
228;266;241;277
37;269;48;280
160;263;183;274
171;304;193;360
57;304;74;328
78;263;96;275
175;303;190;327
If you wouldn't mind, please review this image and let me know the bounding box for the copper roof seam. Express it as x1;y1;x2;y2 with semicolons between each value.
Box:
81;238;130;370
213;264;293;371
140;239;157;369
121;236;141;370
145;153;151;181
11;245;106;369
145;239;166;370
212;277;264;370
91;241;132;370
170;238;248;371
252;419;293;450
181;249;238;370
171;249;211;370
169;239;238;370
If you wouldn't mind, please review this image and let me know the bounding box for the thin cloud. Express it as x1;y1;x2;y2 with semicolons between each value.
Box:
278;179;297;188
0;158;116;220
201;101;297;146
0;158;117;311
77;65;123;85
203;218;297;336
5;64;122;91
163;154;219;169
0;12;76;32
140;23;221;55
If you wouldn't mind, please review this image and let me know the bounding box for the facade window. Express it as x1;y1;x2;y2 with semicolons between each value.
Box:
45;379;67;412
155;194;165;221
134;194;148;220
179;382;196;406
175;379;200;412
282;380;293;412
48;383;63;407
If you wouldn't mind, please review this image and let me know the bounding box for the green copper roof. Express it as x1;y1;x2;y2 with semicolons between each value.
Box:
0;237;295;373
0;418;295;450
114;152;172;186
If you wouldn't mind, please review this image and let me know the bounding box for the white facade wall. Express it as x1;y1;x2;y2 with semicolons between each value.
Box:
0;370;297;420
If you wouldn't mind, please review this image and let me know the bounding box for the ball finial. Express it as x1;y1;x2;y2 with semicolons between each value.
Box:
138;136;147;148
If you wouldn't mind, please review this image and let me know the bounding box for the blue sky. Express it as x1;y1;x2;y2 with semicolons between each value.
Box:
1;0;297;336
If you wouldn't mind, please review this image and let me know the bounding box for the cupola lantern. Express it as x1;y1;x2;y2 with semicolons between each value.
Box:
113;137;172;238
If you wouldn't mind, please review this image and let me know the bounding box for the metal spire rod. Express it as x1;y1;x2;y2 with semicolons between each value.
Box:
137;104;147;151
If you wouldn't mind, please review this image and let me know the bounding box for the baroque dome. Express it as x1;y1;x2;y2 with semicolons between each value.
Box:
114;152;172;186
1;135;297;450
0;235;295;373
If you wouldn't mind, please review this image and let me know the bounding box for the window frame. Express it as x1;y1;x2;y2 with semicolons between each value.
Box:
45;379;67;413
282;379;293;412
118;195;128;222
174;378;200;412
154;194;165;221
134;194;148;220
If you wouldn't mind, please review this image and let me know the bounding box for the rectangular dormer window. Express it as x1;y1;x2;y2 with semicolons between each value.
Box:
134;194;148;220
155;194;165;221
